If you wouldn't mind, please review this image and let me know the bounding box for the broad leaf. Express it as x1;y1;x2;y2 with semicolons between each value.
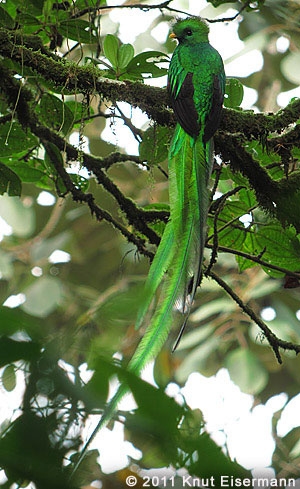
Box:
103;34;119;69
139;125;170;165
0;194;35;237
59;19;98;44
0;5;15;28
224;77;244;108
39;94;74;135
125;51;169;79
226;348;268;395
2;365;16;392
118;43;135;70
0;337;40;367
5;162;46;183
256;224;300;276
0;162;22;196
21;277;63;317
0;123;38;157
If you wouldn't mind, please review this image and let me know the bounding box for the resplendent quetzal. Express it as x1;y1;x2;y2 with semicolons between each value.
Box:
74;17;225;470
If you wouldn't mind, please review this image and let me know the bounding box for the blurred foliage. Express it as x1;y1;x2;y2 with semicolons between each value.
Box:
0;0;300;487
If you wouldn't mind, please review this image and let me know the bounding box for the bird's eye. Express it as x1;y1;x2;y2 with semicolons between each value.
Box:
186;29;193;36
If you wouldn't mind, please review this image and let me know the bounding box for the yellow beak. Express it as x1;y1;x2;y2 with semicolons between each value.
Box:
169;33;177;39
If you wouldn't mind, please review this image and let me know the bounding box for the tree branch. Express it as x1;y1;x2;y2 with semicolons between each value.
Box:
1;27;300;134
0;63;163;248
43;140;154;260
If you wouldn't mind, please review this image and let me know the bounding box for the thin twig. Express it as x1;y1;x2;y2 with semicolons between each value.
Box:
62;41;81;58
207;205;257;242
209;186;245;213
71;0;253;23
116;103;143;142
206;197;226;275
207;270;300;363
209;164;222;203
71;1;191;20
209;0;252;23
206;243;300;279
73;111;123;124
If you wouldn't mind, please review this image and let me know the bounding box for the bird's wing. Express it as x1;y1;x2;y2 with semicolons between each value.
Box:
168;52;225;141
168;71;200;138
203;73;225;142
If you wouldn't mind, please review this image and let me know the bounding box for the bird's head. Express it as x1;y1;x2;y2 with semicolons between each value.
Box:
170;17;209;44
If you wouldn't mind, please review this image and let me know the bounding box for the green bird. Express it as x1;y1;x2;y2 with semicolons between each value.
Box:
72;17;225;474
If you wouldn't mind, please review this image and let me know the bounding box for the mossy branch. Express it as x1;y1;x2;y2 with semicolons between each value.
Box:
0;63;162;252
1;25;300;239
1;27;300;134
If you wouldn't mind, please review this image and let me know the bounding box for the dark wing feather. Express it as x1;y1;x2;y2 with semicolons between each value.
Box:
203;74;224;143
168;72;224;141
168;72;200;138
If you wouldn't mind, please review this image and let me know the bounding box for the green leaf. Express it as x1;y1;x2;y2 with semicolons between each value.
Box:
0;162;22;196
187;431;249;479
125;51;169;79
191;298;235;323
256;224;300;276
174;324;212;351
176;336;220;382
15;12;41;26
0;6;15;28
65;101;94;126
142;203;169;236
39;94;74;135
209;200;250;251
245;141;281;179
14;0;44;15
103;34;119;69
0;337;40;367
0;412;73;488
0;122;38;157
0;306;39;337
59;19;97;44
21;277;63;318
93;283;143;325
210;0;235;5
83;361;109;409
5;162;46;183
224;78;244;108
0;194;35;237
139;125;171;165
110;358;183;466
226;348;268;394
118;43;134;70
2;365;16;392
236;233;259;272
44;143;63;174
69;173;89;192
68;450;102;488
42;0;53;19
239;187;257;207
44;143;67;193
0;250;13;279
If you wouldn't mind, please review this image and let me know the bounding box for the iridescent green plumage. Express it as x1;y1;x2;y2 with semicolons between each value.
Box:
135;17;225;351
73;18;225;474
